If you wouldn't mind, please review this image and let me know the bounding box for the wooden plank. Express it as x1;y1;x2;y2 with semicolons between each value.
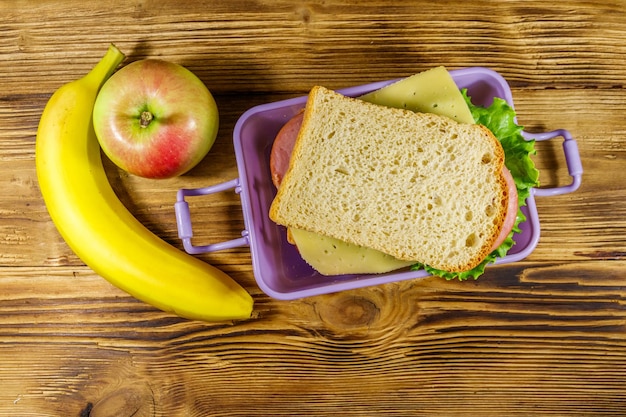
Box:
1;262;625;415
1;1;626;94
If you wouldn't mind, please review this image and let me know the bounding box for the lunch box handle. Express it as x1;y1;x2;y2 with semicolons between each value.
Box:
523;129;583;197
175;178;250;255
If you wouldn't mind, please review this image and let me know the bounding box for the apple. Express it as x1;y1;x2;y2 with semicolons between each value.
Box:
92;59;219;179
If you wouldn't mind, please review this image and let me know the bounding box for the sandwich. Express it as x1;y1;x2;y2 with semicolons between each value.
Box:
269;67;539;280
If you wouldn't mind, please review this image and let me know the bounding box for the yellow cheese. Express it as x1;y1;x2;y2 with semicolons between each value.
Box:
359;66;475;124
290;228;413;275
289;67;475;275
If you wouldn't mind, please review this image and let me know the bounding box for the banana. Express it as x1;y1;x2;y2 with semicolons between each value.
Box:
35;44;253;322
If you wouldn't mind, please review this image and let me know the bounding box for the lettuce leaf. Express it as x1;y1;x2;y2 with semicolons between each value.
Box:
410;89;540;280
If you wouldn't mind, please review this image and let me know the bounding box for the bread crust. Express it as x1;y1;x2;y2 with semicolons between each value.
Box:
270;86;510;272
469;124;509;269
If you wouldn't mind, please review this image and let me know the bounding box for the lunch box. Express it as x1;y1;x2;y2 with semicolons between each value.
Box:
174;67;583;300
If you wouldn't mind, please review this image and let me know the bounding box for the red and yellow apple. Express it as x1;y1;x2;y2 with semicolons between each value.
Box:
93;59;219;179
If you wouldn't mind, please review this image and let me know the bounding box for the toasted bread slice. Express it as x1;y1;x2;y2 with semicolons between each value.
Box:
269;86;509;272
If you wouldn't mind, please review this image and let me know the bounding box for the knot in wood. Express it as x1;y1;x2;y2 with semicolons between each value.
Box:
318;295;380;329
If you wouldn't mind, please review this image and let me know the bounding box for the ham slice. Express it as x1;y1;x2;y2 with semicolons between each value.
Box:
491;165;518;251
270;111;304;189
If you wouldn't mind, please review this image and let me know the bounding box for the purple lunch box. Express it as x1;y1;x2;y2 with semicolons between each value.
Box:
175;67;583;300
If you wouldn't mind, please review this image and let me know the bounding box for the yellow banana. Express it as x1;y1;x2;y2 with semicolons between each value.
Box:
35;44;253;321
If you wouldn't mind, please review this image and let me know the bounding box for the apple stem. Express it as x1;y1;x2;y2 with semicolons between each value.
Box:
140;111;153;128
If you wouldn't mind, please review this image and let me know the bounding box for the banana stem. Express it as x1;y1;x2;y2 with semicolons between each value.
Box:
82;44;126;91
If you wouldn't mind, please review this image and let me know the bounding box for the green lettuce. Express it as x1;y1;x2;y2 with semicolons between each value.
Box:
410;89;540;280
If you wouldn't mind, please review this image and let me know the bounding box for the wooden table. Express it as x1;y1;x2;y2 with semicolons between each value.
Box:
1;1;624;415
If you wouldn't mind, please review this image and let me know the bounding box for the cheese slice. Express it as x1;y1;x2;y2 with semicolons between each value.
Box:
290;228;413;275
290;66;476;275
359;66;475;124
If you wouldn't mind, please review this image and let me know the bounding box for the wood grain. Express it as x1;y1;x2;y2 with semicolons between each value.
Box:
1;0;625;415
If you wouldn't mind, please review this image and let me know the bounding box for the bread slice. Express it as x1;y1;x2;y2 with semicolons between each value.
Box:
269;86;509;272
